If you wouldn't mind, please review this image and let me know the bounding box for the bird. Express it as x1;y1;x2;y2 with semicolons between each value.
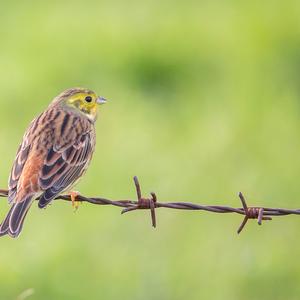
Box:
0;87;107;238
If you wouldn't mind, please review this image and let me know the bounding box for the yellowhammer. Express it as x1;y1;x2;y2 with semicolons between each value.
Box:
0;87;107;238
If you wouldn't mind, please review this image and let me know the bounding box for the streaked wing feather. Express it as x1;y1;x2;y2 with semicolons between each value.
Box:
39;165;84;206
8;139;31;203
38;132;93;207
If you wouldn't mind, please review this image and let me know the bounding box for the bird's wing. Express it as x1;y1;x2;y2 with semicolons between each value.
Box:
9;109;95;208
8;117;41;203
8;144;30;202
38;127;95;208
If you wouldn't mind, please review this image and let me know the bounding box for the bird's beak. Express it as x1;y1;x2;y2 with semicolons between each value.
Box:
97;96;107;105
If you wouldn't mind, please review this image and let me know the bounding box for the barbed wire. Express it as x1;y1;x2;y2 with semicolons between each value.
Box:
0;176;299;234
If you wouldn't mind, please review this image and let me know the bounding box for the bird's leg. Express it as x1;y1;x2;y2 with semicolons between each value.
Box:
69;191;80;211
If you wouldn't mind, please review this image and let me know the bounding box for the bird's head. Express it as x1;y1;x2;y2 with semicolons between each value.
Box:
51;87;107;122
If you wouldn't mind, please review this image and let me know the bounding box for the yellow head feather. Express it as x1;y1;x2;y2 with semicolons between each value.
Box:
51;87;106;122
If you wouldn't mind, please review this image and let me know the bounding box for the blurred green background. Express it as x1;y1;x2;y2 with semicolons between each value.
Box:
0;0;300;299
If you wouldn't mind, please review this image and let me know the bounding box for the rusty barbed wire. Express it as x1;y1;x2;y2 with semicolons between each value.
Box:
0;176;300;234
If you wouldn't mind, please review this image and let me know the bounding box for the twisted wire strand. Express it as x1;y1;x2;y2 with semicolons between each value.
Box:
0;177;299;234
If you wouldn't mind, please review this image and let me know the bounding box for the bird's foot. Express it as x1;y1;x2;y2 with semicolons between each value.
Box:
69;191;80;212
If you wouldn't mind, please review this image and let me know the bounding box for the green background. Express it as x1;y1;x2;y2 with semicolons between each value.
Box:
0;1;300;299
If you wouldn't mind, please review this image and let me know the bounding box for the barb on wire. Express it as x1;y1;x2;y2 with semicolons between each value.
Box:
0;176;300;234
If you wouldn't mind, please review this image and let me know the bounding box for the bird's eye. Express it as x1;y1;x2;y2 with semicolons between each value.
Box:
85;96;92;103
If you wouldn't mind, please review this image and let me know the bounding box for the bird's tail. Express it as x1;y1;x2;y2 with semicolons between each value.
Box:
0;196;34;238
